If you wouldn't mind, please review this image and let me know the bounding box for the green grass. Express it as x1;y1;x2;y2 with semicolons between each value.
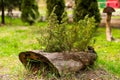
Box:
0;19;47;79
94;28;120;76
0;17;120;79
0;16;26;26
112;16;120;19
0;26;41;56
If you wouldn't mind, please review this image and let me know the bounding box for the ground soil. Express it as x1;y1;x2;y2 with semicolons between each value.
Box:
0;68;120;80
76;68;120;80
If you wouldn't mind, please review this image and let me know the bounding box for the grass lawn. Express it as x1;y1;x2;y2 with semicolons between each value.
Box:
0;20;47;79
0;18;120;79
94;27;120;76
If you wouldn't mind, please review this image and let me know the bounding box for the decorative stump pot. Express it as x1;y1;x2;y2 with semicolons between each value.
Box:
19;50;97;76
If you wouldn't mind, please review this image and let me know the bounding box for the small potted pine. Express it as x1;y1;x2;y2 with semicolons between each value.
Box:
19;11;97;76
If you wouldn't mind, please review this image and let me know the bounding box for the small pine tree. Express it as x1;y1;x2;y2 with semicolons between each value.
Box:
46;0;65;23
73;0;101;23
21;0;39;25
38;10;97;52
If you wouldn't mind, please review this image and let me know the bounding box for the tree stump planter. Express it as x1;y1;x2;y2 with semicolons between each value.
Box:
19;50;97;76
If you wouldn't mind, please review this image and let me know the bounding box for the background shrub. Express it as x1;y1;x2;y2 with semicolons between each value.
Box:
46;0;65;24
73;0;101;23
21;0;40;25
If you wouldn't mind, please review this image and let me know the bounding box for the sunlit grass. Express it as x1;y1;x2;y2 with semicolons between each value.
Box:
0;16;26;26
0;0;120;79
0;55;24;74
0;26;40;56
0;16;120;79
0;23;46;79
94;28;120;76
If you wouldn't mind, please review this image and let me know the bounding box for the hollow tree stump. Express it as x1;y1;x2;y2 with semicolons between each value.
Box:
19;50;97;76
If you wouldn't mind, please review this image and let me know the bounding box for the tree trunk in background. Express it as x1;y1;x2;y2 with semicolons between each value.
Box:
106;13;113;41
1;0;5;24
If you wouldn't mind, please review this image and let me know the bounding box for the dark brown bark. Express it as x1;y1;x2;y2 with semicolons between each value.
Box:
1;0;5;24
19;50;97;76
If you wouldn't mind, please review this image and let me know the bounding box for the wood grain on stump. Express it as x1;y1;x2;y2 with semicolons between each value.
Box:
19;50;97;76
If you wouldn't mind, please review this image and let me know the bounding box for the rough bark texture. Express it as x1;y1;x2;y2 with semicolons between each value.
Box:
19;50;97;76
1;0;5;24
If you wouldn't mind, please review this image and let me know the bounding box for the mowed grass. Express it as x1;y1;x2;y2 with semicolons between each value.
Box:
0;20;47;77
94;27;120;76
0;18;120;79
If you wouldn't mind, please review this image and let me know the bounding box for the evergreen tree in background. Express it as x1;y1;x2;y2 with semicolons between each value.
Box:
73;0;101;23
0;0;5;24
0;0;22;11
46;0;65;23
21;0;39;25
